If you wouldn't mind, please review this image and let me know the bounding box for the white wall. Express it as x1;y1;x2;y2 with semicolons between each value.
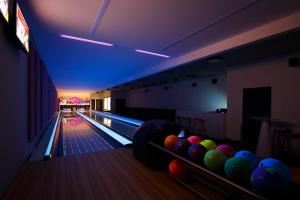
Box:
227;53;300;140
0;22;33;196
126;74;227;112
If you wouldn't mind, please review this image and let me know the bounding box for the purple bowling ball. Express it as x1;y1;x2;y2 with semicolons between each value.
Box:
175;139;191;157
216;144;235;158
188;144;207;163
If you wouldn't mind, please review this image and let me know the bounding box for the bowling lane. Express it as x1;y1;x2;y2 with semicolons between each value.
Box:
83;111;138;140
61;113;118;156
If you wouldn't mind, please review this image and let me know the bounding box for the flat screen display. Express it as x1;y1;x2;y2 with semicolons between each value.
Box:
16;4;29;52
0;0;9;22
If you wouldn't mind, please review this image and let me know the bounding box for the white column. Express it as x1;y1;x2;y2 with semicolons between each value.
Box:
256;119;272;158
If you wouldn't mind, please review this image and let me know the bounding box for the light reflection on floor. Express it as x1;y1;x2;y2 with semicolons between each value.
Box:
62;116;114;156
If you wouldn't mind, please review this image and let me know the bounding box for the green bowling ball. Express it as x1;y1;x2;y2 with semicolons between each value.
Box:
224;157;252;184
204;150;227;172
200;140;216;150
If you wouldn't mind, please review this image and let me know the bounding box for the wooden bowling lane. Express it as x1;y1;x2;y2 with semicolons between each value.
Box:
3;149;212;200
62;115;114;156
86;112;137;140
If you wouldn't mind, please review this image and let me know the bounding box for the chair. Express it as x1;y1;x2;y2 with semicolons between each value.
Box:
272;128;292;156
176;116;191;133
191;118;207;136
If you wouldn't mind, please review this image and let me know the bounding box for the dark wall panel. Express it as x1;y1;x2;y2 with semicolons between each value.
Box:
27;43;58;142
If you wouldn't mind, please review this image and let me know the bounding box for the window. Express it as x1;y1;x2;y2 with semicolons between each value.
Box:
104;97;111;111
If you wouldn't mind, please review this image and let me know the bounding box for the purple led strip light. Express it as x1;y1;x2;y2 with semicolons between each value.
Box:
60;34;114;47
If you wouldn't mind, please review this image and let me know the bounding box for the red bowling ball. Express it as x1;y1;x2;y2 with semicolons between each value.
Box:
187;136;201;144
169;159;186;178
216;144;235;158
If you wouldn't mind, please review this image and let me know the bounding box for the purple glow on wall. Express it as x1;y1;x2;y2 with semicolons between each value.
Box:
60;34;114;47
135;49;170;58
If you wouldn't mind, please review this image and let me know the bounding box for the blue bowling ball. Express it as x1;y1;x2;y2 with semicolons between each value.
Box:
251;167;288;196
187;144;207;163
175;139;191;157
258;158;291;181
235;150;257;169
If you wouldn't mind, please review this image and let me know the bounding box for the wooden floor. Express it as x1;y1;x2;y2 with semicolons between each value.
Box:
4;149;201;200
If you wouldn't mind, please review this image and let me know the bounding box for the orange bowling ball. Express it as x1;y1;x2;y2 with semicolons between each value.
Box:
169;159;186;178
164;135;178;151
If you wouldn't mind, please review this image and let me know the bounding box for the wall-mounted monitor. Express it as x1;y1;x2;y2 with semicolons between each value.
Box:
16;4;29;52
0;0;9;22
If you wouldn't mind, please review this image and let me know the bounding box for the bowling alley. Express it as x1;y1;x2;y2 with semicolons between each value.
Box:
1;0;300;199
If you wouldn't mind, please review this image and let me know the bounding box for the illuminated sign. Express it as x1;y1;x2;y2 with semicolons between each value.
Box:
0;0;9;22
59;96;90;106
16;4;29;52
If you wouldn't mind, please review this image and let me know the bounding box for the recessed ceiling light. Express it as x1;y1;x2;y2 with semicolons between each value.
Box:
60;34;114;47
135;49;170;58
205;56;222;64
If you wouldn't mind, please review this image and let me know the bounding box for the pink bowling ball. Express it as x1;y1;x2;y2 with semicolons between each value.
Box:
216;144;235;158
187;136;202;144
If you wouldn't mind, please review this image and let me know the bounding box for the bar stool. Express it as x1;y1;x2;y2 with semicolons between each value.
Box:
272;128;292;156
191;118;207;135
177;117;191;133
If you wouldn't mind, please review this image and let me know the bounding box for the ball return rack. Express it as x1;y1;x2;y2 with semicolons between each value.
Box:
148;141;268;200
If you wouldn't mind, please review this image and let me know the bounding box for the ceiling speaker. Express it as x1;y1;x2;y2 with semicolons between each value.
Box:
289;57;300;67
211;78;218;84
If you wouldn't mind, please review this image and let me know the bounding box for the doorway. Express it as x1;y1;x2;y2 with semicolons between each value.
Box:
91;99;96;110
116;99;126;115
96;99;103;111
241;87;271;151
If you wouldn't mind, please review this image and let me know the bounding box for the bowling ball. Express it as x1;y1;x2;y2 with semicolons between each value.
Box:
200;140;216;150
169;159;186;178
187;135;201;144
258;158;291;181
175;139;191;156
216;144;235;158
235;150;257;169
164;135;178;151
251;167;288;196
187;144;207;163
224;157;252;184
204;150;227;172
